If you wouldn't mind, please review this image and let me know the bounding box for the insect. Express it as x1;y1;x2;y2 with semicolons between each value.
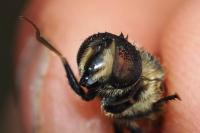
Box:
20;16;180;133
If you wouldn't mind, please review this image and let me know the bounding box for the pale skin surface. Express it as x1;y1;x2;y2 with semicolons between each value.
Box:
15;0;200;133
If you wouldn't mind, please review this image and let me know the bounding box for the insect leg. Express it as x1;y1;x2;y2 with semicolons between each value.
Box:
156;93;180;105
126;122;142;133
129;128;142;133
113;122;123;133
153;93;181;109
20;16;96;101
103;101;133;114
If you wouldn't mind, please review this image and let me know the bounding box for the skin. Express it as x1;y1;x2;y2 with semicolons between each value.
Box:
15;0;200;133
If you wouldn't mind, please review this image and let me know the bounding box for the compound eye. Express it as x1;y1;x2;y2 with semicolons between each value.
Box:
110;43;142;88
79;56;105;88
78;35;116;88
88;61;105;74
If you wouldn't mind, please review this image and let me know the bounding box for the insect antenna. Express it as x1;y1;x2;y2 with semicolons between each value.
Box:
19;16;96;101
19;16;63;58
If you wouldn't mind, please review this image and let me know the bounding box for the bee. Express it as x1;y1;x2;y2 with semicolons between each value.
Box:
20;16;180;133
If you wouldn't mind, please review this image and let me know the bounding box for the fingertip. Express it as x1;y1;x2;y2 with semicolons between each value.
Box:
161;1;200;133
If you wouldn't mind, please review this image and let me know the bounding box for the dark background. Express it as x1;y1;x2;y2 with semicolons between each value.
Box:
0;0;26;132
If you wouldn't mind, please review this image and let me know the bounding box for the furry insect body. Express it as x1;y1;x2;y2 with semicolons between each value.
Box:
21;16;180;133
